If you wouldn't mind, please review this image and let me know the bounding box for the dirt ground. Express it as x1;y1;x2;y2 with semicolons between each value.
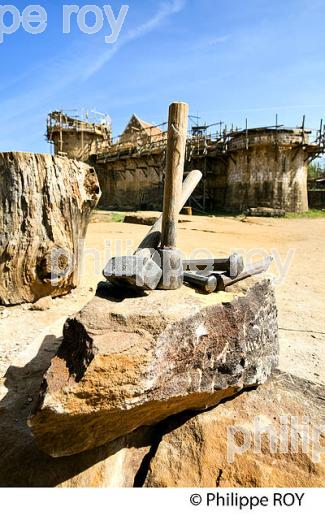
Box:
1;212;324;390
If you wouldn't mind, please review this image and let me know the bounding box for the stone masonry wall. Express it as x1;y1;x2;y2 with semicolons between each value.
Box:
95;154;228;211
95;144;308;213
53;131;109;163
225;145;308;212
95;154;165;210
50;124;311;213
94;129;310;213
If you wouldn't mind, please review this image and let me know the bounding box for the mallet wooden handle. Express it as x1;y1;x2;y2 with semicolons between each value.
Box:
136;169;202;252
161;102;189;249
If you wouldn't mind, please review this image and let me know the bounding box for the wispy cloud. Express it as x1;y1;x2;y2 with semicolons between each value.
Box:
0;0;187;151
83;0;186;79
193;35;230;50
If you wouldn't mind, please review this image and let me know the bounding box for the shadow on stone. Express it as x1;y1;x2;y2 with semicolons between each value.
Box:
0;334;153;487
96;280;149;301
133;384;259;487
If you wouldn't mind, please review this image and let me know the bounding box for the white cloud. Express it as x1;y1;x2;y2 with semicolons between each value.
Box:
0;0;187;151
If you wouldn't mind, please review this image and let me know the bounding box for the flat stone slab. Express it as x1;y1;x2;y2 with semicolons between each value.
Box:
29;277;279;457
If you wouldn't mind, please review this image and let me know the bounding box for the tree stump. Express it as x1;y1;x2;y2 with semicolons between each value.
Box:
0;152;101;305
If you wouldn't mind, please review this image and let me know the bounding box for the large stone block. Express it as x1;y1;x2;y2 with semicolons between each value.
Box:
30;278;279;457
143;371;325;487
0;332;153;487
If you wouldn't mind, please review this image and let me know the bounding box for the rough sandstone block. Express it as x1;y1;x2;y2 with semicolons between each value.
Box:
30;277;279;457
143;371;325;488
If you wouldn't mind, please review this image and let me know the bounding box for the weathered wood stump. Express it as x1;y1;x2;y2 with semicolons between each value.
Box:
0;152;101;305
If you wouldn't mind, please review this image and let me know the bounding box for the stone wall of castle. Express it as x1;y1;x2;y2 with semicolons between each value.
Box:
95;154;165;210
50;123;311;213
95;144;308;213
225;133;309;212
51;127;110;162
96;154;229;212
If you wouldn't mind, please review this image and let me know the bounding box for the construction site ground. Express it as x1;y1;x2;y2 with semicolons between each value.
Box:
1;211;324;393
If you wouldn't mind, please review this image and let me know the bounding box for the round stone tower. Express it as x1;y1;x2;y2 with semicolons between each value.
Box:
225;127;315;212
47;111;112;162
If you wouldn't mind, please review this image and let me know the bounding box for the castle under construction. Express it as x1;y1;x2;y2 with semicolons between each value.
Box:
47;110;325;213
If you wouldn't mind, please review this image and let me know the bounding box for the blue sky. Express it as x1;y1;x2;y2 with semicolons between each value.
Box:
1;0;325;152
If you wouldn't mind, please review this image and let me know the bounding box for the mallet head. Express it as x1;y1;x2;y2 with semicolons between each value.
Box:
103;254;162;291
158;247;184;290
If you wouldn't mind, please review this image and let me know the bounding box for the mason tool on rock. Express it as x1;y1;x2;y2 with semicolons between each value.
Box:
183;272;218;293
183;256;272;294
215;256;273;291
104;253;162;291
183;252;244;279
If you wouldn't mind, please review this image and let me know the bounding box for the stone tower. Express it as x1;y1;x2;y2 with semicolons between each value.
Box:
47;111;112;162
225;128;313;212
